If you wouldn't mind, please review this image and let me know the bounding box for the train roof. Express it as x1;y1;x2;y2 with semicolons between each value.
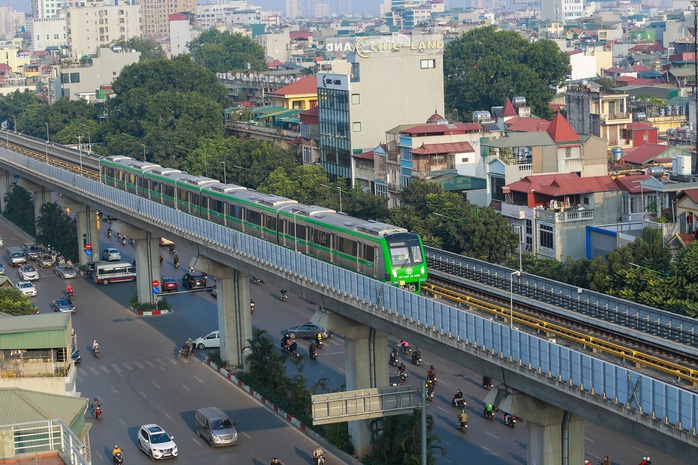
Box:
174;174;219;188
200;182;248;195
104;156;162;174
147;167;184;179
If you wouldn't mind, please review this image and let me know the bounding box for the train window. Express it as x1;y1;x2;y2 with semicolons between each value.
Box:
229;204;242;219
211;199;224;214
338;237;357;255
104;167;114;180
164;185;174;199
178;188;187;202
410;245;423;264
265;216;277;230
389;244;410;265
190;192;199;206
150;180;160;194
295;223;307;240
363;244;375;263
312;230;330;247
247;209;261;226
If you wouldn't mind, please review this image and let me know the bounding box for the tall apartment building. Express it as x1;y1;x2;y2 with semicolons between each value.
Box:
317;34;445;183
67;3;142;58
30;17;67;52
196;2;260;30
285;0;299;19
540;0;584;23
139;0;195;38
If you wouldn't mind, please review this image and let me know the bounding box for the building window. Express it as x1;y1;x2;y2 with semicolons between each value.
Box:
540;224;554;249
461;157;469;163
420;59;436;69
351;93;360;104
566;148;572;158
375;183;387;197
303;146;312;164
352;122;361;132
490;176;505;201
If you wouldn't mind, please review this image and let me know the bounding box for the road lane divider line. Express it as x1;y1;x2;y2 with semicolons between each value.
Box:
119;418;127;426
89;367;99;375
122;362;133;370
482;446;499;456
133;361;145;369
100;366;110;374
152;381;161;388
485;431;499;440
242;431;251;439
111;364;122;374
182;385;191;391
110;385;119;394
138;390;147;398
145;360;156;368
168;358;178;365
159;366;166;372
193;375;204;383
164;412;173;420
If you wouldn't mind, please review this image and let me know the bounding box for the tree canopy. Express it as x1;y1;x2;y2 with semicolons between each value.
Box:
106;38;166;61
188;30;266;73
443;26;570;120
0;288;36;316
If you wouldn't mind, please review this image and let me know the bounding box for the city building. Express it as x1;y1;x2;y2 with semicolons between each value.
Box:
141;0;195;38
565;81;632;148
540;0;584;23
317;34;445;183
268;75;318;110
169;13;191;57
66;2;142;59
29;17;67;53
196;2;260;29
48;47;140;103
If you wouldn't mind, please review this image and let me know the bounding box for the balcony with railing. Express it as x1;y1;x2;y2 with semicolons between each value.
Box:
599;112;631;123
501;202;529;219
0;419;90;465
535;207;595;223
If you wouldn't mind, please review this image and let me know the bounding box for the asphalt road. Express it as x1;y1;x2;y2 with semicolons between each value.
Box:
1;215;689;465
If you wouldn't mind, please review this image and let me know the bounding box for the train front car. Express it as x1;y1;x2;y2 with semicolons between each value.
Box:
382;232;427;293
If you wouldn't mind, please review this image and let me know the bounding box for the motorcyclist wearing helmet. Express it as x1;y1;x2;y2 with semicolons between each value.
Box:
66;284;74;296
92;340;100;351
458;409;468;428
112;445;122;457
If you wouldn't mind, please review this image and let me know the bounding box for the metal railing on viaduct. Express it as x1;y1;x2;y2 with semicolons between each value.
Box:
1;148;697;460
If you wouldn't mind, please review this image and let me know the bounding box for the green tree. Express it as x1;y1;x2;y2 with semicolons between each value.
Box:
0;288;36;316
21;98;98;140
3;184;35;236
244;327;287;389
188;30;266;73
106;38;165;61
0;90;41;129
443;26;570;120
35;202;79;264
364;410;444;465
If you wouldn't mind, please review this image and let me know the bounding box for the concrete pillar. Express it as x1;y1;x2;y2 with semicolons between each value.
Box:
314;312;389;457
75;209;100;267
0;168;11;213
192;256;252;368
114;225;159;304
487;388;585;465
16;178;46;226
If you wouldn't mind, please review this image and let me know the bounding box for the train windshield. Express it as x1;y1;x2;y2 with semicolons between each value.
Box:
387;239;423;267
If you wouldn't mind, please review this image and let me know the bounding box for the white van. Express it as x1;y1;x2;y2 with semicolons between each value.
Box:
195;407;238;447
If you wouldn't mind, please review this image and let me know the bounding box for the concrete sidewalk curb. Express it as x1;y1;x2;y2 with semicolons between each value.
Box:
203;357;362;465
127;306;172;316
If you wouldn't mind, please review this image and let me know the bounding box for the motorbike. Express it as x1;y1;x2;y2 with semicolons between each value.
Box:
399;345;412;356
411;351;422;366
483;376;494;390
309;348;318;360
94;405;102;420
389;352;398;367
457;421;468;433
121;236;126;246
72;350;81;364
67;289;74;299
398;370;408;382
129;237;135;246
250;300;255;313
113;452;123;465
484;406;495;421
252;276;264;284
280;289;288;302
426;389;435;401
173;257;180;269
314;455;325;465
451;396;466;409
92;345;101;358
504;414;516;428
280;336;293;352
106;229;112;238
316;338;323;349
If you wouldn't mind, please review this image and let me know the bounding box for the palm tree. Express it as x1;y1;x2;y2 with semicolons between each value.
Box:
245;327;287;389
366;410;445;465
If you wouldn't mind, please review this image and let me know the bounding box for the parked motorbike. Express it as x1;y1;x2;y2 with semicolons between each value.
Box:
71;350;81;364
504;413;516;428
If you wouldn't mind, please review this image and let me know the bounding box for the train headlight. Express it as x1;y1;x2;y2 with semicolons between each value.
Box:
392;270;397;277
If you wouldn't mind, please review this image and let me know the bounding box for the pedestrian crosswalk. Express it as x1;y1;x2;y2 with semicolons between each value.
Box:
76;356;193;378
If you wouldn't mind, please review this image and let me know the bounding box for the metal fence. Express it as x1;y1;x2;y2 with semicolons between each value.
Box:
4;152;698;436
6;418;90;465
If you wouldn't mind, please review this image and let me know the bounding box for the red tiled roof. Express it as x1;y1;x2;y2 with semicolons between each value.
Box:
506;117;550;132
411;141;474;155
169;13;187;20
290;31;313;39
547;111;580;142
270;75;317;96
267;59;284;68
0;64;12;71
353;150;375;160
676;233;695;247
613;174;654;193
622;143;669;164
504;173;581;193
632;64;651;72
604;67;628;74
536;175;620;196
550;103;566;112
400;122;481;135
568;50;583;56
669;52;695;62
501;98;517;117
629;42;665;53
683;188;698;203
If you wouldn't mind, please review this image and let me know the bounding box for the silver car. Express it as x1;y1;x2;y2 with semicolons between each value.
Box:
18;265;39;281
15;281;37;297
102;248;122;262
54;264;77;279
35;253;55;268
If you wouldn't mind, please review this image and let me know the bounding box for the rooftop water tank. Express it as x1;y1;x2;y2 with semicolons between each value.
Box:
673;155;691;176
472;111;491;123
611;146;623;162
512;96;527;107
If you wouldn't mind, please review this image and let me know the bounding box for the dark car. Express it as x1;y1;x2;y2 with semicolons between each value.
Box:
51;297;75;314
23;243;42;260
84;262;101;277
182;272;207;290
284;323;333;340
35;253;55;268
162;276;178;292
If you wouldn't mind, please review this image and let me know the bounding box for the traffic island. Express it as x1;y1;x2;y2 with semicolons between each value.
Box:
128;293;172;316
128;306;172;317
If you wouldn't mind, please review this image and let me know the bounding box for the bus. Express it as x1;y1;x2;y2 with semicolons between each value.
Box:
93;262;137;285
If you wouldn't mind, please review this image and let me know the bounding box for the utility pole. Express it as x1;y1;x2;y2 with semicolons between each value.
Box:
693;0;698;173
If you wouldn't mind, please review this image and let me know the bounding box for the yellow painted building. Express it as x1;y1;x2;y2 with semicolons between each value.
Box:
268;75;318;110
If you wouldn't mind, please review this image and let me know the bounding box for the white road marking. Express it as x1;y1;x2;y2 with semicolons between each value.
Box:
585;437;596;443
242;431;251;439
119;418;127;426
111;364;122;375
159;366;166;372
482;446;499;456
110;385;119;394
89;367;100;375
152;381;161;388
192;436;201;445
133;361;145;369
485;431;499;439
139;390;147;398
192;375;204;383
145;360;156;368
182;385;191;391
438;407;450;413
100;366;110;374
169;358;178;365
155;358;167;366
164;412;173;420
122;362;132;370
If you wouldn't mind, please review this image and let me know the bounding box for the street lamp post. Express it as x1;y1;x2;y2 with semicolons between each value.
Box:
141;144;146;162
320;184;343;211
11;115;16;131
513;225;523;274
221;162;227;184
45;122;49;141
86;132;91;153
510;271;521;329
76;135;83;173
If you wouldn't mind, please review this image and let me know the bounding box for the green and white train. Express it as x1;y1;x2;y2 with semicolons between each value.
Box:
101;156;428;292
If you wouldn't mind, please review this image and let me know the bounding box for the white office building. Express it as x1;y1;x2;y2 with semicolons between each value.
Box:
540;0;584;23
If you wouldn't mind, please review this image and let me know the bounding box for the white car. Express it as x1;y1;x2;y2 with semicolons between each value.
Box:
18;265;39;281
194;331;220;349
101;248;122;262
138;424;178;460
15;281;37;297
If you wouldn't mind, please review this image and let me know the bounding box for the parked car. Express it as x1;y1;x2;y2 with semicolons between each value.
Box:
182;272;207;290
15;281;36;297
284;323;333;340
161;276;178;292
55;263;77;279
138;424;178;460
50;297;75;314
0;262;5;275
194;331;220;349
102;248;122;262
35;253;55;268
18;265;39;281
83;262;100;277
22;242;42;259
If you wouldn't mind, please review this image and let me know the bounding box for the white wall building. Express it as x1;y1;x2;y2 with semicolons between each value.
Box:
30;17;67;52
196;3;261;29
66;2;141;59
169;13;191;57
540;0;584;23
